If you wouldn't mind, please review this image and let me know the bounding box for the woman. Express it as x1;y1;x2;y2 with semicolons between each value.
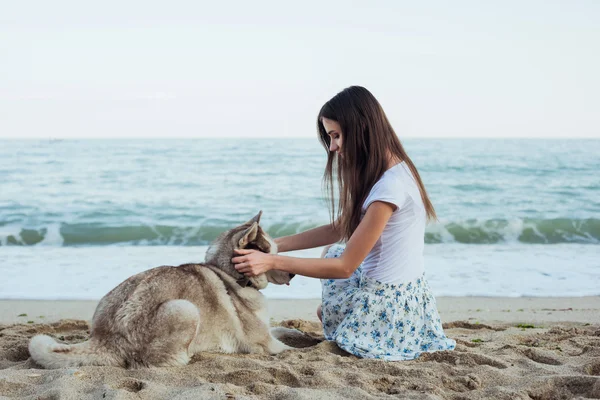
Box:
233;86;455;360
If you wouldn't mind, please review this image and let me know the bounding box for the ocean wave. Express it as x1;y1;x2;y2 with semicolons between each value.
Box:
424;218;600;244
0;218;599;246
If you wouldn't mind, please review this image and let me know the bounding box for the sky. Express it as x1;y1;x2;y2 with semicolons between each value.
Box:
1;0;599;139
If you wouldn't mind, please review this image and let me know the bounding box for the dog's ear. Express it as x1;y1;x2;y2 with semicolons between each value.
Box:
245;211;262;225
238;222;259;248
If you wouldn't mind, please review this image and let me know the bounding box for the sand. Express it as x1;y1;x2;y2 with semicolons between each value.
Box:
1;298;599;399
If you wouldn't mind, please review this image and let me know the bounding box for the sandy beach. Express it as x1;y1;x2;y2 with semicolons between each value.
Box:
1;297;599;399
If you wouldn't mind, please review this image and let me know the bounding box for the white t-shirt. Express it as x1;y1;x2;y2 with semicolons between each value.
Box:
360;162;426;284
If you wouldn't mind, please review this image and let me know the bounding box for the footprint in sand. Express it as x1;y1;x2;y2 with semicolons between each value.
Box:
528;376;600;399
419;351;508;369
521;348;562;366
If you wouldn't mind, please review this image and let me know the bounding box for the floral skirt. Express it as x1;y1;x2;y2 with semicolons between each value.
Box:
321;244;456;361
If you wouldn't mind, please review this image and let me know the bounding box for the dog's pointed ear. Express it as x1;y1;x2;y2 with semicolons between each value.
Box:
238;222;259;248
245;211;262;225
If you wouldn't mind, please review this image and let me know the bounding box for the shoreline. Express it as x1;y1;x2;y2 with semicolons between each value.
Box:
1;296;598;325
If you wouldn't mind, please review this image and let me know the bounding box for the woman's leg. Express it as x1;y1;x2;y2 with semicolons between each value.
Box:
319;243;362;342
316;245;332;323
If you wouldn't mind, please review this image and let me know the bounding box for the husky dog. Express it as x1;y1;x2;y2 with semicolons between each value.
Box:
29;212;301;368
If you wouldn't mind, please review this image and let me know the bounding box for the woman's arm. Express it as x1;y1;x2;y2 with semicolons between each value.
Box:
274;221;342;253
234;201;394;279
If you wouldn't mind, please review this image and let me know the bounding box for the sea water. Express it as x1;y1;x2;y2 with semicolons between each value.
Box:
0;139;598;299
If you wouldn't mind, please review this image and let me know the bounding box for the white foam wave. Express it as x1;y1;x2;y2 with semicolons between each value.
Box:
37;223;64;246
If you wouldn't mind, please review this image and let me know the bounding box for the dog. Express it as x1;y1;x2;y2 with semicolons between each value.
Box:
29;211;302;368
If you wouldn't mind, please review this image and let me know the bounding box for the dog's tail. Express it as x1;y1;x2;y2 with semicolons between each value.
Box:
29;335;120;368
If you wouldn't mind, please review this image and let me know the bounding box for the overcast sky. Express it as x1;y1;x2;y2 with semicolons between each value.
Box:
1;0;599;139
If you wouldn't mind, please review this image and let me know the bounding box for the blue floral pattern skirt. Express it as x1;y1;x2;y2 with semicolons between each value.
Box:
321;244;456;361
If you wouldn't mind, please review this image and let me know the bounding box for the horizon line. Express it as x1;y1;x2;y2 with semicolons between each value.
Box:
1;136;599;141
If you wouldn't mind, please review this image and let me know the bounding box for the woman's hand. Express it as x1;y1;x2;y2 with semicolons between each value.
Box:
232;249;275;277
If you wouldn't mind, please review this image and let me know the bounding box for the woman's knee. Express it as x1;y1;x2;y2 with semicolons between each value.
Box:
322;243;344;259
320;245;332;258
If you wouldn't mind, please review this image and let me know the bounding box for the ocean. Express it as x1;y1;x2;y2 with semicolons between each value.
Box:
1;138;599;299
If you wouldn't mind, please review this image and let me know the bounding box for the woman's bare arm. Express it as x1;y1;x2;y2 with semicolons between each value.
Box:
234;202;394;279
274;221;342;253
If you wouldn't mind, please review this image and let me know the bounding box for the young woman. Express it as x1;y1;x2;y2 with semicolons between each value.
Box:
232;86;455;360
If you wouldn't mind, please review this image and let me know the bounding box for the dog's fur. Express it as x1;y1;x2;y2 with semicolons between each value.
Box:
29;211;301;368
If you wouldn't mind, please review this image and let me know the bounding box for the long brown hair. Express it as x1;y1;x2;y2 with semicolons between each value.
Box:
317;86;437;240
